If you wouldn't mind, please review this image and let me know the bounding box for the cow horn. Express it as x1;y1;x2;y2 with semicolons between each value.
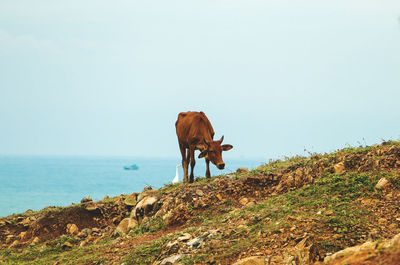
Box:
204;138;210;146
219;135;224;143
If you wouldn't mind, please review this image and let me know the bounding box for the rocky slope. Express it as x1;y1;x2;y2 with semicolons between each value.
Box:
1;141;400;264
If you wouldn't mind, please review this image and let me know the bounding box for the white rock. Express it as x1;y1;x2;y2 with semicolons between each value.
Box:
177;233;192;242
376;177;389;189
232;256;267;265
159;254;183;265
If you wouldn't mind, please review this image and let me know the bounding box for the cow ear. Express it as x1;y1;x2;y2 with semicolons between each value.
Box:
198;150;208;158
222;144;233;151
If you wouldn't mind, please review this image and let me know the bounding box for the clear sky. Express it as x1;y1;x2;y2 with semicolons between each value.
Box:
1;0;399;160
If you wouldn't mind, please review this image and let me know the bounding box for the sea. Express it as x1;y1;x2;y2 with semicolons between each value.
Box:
0;156;263;217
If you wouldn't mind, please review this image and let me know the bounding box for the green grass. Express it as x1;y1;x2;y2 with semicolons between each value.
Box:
124;235;172;265
179;170;390;259
0;237;111;265
129;216;166;237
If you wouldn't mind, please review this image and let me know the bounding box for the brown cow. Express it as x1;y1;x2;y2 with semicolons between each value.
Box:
175;111;233;183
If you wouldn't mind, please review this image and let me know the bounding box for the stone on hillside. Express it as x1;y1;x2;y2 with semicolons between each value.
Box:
232;256;267;265
165;241;179;255
177;233;192;242
324;241;377;262
77;228;92;238
79;240;88;247
19;231;29;241
31;237;40;245
6;235;15;244
236;167;249;173
132;196;159;222
246;201;256;207
375;177;389;189
9;240;21;249
81;196;92;203
62;241;73;250
293;237;320;264
158;254;184;265
143;186;152;192
333;162;345;174
137;193;145;202
239;197;249;206
114;218;138;235
84;202;98;211
124;195;137;206
187;237;202;249
382;233;400;248
20;216;36;227
66;223;79;235
195;189;204;196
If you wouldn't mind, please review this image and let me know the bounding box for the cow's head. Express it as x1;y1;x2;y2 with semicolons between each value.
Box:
198;135;233;170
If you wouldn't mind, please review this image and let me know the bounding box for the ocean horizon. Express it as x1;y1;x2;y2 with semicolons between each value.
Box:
0;155;263;217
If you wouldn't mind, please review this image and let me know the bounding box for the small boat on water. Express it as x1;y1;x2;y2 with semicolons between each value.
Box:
124;164;139;170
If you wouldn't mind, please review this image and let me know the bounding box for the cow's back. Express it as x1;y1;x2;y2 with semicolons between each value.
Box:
176;111;215;146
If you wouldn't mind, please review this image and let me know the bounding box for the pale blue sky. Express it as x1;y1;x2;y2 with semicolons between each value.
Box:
0;0;399;159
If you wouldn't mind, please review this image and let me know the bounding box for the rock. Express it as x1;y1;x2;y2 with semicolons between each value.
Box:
81;196;92;203
20;216;36;227
246;201;256;207
62;241;73;250
239;197;249;206
230;208;241;215
236;167;249;173
124;195;137;206
84;202;98;211
324;241;377;262
9;240;21;249
325;210;334;216
333;162;345;174
195;189;204;196
31;237;40;245
77;228;92;238
19;231;29;241
159;254;184;265
6;235;15;244
293;237;320;264
137;193;145;202
177;233;192;242
132;196;159;223
162;210;173;221
115;218;130;235
165;241;179;255
187;237;202;249
114;218;138;235
233;256;267;265
67;223;79;235
92;227;101;233
376;177;389;189
143;186;152;192
383;233;400;248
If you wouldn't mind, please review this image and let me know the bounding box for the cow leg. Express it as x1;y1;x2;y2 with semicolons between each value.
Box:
179;143;189;183
189;147;195;183
205;159;211;178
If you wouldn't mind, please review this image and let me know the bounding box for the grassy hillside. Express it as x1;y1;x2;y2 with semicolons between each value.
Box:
1;141;400;264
